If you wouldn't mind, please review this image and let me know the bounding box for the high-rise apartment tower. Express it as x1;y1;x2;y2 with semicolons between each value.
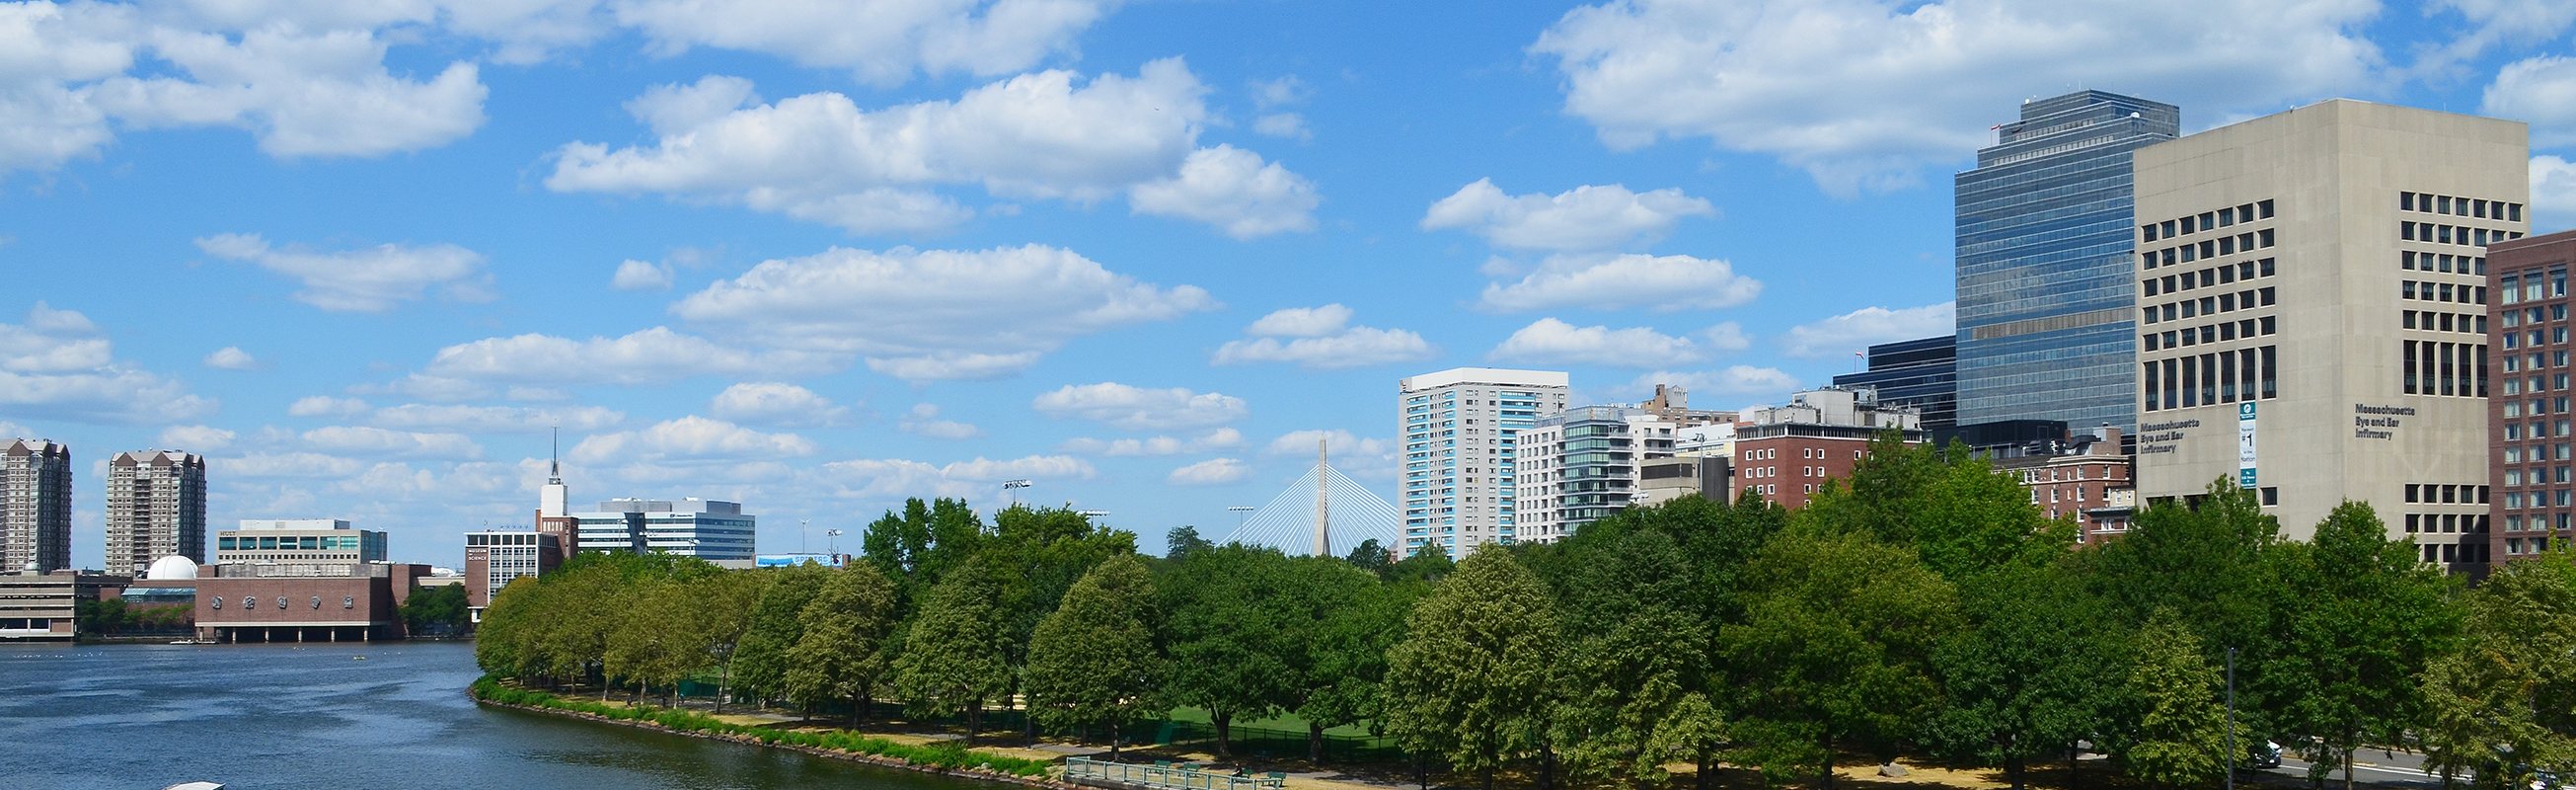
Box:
0;438;71;574
1398;367;1568;559
1956;90;2180;432
106;450;207;577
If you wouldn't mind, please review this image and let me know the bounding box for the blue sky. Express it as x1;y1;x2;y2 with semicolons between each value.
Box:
5;0;2573;567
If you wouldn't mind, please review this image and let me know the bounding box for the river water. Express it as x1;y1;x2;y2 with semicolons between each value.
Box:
2;641;1004;790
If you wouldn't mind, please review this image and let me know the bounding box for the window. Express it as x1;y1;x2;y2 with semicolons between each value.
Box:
2260;287;2276;306
2259;228;2274;248
2261;258;2276;276
2402;192;2416;211
2260;199;2276;218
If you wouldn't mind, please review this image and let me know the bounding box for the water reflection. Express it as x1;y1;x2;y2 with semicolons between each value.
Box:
2;642;1008;790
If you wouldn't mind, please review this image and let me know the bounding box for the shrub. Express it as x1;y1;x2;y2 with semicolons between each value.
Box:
470;675;1051;776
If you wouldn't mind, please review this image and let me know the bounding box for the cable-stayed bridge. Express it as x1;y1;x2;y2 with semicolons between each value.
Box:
1219;443;1402;557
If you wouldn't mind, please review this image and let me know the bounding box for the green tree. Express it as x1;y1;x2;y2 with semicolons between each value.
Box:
1549;529;1709;787
1025;554;1163;758
605;577;700;704
786;563;900;725
728;561;832;708
976;505;1137;736
1379;540;1453;585
2089;479;2287;744
400;584;470;634
1922;560;2122;790
2264;503;2461;790
1159;542;1301;756
1298;563;1421;763
692;571;766;714
1722;529;1959;789
1383;544;1559;790
1799;434;2073;582
2121;610;2228;789
1344;539;1393;575
2420;552;2576;789
1647;692;1729;790
893;563;1011;743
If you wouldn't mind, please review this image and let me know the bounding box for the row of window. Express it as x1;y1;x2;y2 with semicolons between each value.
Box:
2506;488;2573;509
2501;269;2569;305
2403;222;2523;247
2144;317;2277;352
2404;513;2489;532
2431;542;2493;564
2501;443;2569;463
2501;420;2569;440
2403;280;2487;304
2141;199;2276;242
2142;347;2279;411
2504;466;2568;487
2144;259;2275;297
2405;484;2490;504
2502;396;2569;419
2507;310;2573;337
2144;287;2275;325
2506;514;2569;531
2505;326;2571;351
2401;192;2521;221
2402;341;2489;397
2404;251;2484;275
2144;230;2277;270
2404;311;2485;334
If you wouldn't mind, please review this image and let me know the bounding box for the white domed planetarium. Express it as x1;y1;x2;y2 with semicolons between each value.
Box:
143;556;197;581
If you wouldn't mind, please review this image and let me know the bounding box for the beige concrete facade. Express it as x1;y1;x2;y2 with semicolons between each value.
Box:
2132;100;2526;546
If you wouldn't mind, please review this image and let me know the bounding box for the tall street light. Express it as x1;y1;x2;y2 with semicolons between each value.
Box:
825;528;844;556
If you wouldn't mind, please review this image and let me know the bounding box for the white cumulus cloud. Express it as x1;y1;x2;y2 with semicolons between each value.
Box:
301;426;484;459
1629;366;1802;398
709;382;853;428
423;327;838;386
1213;304;1435;369
1423;179;1713;252
671;245;1216;381
1057;428;1242;456
613;0;1113;86
1532;0;2384;195
1479;253;1762;313
899;403;984;439
611;259;675;291
195;233;493;313
202;346;261;370
288;395;372;419
1128;144;1320;239
548;60;1276;236
367;404;626;434
157;424;236;452
1780;303;1956;358
570;416;818;464
0;302;214;424
1167;457;1250;486
94;26;487;158
1487;318;1719;368
814;454;1095;501
2536;155;2576;218
1032;382;1248;431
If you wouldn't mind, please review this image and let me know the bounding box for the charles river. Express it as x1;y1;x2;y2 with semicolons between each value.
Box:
5;641;993;790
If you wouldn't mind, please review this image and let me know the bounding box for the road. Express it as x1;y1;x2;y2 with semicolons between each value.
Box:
2267;749;2448;789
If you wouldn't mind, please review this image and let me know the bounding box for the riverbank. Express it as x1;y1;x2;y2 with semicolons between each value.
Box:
470;677;1067;788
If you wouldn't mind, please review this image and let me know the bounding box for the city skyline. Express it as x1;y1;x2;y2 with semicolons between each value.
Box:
8;1;2576;569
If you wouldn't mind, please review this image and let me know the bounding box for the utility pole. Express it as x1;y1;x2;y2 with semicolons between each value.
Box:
2227;646;2238;790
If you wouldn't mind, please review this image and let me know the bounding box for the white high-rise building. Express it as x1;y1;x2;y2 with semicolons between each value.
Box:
571;498;756;560
106;450;206;577
1516;406;1685;544
0;438;71;574
1398;367;1569;559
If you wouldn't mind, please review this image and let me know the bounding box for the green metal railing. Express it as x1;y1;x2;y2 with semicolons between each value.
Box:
1064;757;1285;790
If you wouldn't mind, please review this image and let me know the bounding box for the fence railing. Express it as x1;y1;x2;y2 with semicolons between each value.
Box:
1064;757;1286;790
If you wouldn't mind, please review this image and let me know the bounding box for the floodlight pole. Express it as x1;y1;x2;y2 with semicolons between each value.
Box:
2227;646;2238;790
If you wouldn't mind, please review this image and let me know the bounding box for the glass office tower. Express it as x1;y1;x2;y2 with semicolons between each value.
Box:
1954;90;2179;432
1831;336;1958;431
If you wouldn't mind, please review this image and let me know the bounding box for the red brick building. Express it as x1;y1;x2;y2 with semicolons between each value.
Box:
1732;387;1927;510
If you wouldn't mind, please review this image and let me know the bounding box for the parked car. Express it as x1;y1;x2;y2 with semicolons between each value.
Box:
2251;741;2283;769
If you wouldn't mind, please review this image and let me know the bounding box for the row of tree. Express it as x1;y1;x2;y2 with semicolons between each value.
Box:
476;435;2576;790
